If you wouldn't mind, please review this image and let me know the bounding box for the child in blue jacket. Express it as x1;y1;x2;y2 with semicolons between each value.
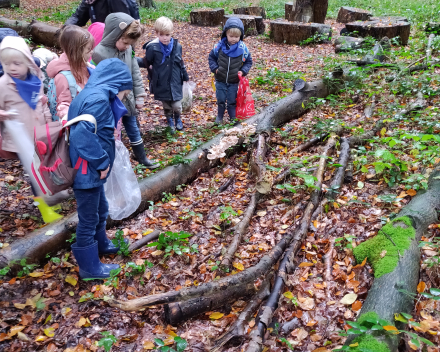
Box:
208;17;252;124
68;58;132;279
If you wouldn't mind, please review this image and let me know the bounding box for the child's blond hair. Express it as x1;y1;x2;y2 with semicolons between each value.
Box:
227;27;241;37
121;19;145;41
154;16;173;34
0;48;37;76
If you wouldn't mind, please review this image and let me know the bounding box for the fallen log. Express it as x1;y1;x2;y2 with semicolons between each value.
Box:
0;72;350;270
334;36;366;53
336;6;372;24
223;14;265;36
343;163;440;351
190;8;224;26
0;16;60;48
345;16;410;45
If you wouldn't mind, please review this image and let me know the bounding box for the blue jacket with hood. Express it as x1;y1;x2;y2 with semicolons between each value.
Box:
208;17;252;84
67;58;133;190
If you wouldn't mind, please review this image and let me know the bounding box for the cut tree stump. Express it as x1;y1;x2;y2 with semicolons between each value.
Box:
233;6;266;19
336;6;372;23
0;16;60;47
270;20;331;45
0;0;19;8
284;0;328;24
345;16;410;45
190;8;224;27
223;14;265;36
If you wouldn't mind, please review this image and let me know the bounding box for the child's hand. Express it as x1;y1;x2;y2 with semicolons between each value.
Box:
114;128;119;139
0;110;10;120
215;69;218;74
100;166;110;179
238;71;243;77
136;104;143;109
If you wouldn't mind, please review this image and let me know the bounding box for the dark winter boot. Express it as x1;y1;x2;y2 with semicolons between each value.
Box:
174;113;183;131
71;241;120;280
216;104;226;124
227;105;237;124
131;143;159;169
166;116;176;134
94;228;128;255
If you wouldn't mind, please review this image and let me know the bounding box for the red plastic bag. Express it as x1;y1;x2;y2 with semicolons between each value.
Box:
236;73;255;120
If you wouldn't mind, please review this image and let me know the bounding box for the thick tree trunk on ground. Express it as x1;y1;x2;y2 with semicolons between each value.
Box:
336;6;371;24
233;7;266;19
0;73;349;270
223;14;265;36
270;20;331;45
286;0;327;23
345;163;440;351
190;9;224;26
345;16;410;45
0;0;19;8
0;16;60;47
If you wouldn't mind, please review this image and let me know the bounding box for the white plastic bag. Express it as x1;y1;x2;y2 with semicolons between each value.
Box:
181;81;196;113
104;140;141;220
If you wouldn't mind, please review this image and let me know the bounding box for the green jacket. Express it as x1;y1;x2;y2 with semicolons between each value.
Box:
92;12;146;117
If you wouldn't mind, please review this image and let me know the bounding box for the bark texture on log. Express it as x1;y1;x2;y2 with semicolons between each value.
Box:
190;8;224;26
137;0;155;8
345;16;410;45
0;16;60;47
285;0;328;24
270;20;331;45
336;6;371;24
0;0;19;8
345;164;440;351
0;73;349;270
223;14;265;36
233;6;266;19
285;2;295;21
164;281;258;325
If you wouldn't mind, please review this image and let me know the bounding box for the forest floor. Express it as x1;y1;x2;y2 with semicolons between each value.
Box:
1;1;440;352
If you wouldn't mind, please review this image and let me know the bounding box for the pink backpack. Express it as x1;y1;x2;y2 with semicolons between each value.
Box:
31;115;97;196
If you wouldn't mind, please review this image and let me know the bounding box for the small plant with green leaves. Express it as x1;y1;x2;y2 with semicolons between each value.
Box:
134;163;147;174
299;32;330;46
0;266;10;277
169;154;191;165
5;181;23;191
104;268;121;288
97;331;118;352
111;230;130;257
419;237;440;268
219;205;238;225
161;192;174;203
154;336;187;352
335;234;357;250
179;210;203;220
66;233;76;244
124;260;153;280
11;258;39;277
279;338;295;350
283;291;299;306
148;231;198;258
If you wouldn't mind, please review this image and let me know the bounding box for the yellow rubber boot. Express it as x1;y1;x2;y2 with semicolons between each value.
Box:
34;197;63;223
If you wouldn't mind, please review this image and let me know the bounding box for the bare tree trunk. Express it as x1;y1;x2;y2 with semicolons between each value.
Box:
289;0;328;23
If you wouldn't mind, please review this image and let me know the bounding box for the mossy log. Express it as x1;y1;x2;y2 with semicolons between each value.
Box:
345;16;410;45
233;6;266;19
344;163;440;351
223;14;265;36
336;6;372;24
0;0;19;8
270;19;331;45
0;72;350;271
190;8;225;26
0;16;60;47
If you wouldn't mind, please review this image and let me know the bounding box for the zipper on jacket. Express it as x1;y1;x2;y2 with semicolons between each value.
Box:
226;57;231;83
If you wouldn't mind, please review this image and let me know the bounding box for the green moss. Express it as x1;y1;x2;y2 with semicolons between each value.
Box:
350;334;390;352
353;217;415;278
357;312;380;326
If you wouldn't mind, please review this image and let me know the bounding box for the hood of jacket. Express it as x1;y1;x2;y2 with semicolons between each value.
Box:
88;22;105;48
100;12;135;48
222;17;244;41
46;53;74;78
0;36;42;78
0;28;19;43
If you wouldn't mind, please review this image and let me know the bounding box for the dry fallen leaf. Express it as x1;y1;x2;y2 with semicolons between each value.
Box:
209;312;224;320
65;275;78;287
29;271;45;278
340;293;358;305
298;297;315;311
407;189;417;196
233;262;244;271
143;341;155;350
298;262;314;267
417;281;426;293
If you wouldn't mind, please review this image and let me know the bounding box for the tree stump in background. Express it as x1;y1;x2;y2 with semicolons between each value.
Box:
137;0;155;8
223;14;265;36
270;20;331;44
233;6;266;19
190;8;225;27
336;6;371;23
346;16;410;45
285;0;328;24
0;0;19;8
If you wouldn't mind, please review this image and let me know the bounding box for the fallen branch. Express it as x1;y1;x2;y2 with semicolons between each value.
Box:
218;176;235;193
114;229;161;261
0;72;351;270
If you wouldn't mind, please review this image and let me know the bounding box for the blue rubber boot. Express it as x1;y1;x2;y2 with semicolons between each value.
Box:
174;113;183;131
166;116;176;134
94;228;128;255
71;241;119;280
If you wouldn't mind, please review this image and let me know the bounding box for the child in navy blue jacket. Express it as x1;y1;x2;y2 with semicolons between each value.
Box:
68;58;132;280
208;17;252;124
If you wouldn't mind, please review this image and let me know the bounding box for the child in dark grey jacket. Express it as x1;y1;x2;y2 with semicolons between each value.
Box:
141;17;189;133
208;17;253;124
